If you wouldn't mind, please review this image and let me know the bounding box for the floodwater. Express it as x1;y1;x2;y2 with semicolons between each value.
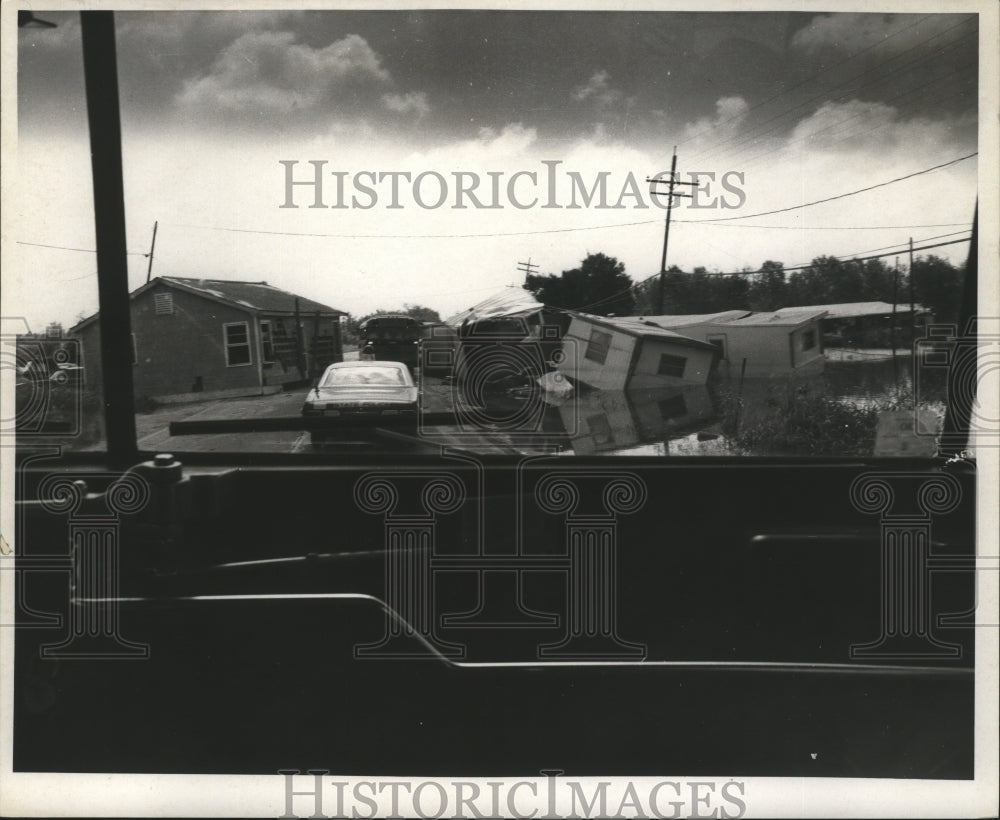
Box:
480;349;950;457
588;351;951;457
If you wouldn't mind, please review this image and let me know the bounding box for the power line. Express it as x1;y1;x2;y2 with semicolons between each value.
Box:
16;240;147;256
575;235;972;312
164;151;975;241
673;221;969;230
166;219;662;240
829;229;971;262
673;237;972;279
685;153;977;225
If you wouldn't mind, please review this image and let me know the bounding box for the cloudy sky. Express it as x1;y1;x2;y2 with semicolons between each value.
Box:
6;5;986;330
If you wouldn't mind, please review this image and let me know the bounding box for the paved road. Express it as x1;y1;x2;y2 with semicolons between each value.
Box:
137;390;311;453
136;373;457;454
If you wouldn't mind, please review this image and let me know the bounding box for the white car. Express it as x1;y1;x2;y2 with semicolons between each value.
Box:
302;361;418;442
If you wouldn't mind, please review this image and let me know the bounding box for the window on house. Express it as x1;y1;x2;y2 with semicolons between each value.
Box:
260;321;275;362
224;322;252;366
154;292;174;315
657;353;687;378
585;329;612;364
131;333;137;365
802;330;817;351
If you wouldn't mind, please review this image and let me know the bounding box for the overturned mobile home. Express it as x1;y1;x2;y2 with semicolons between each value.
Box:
558;314;719;391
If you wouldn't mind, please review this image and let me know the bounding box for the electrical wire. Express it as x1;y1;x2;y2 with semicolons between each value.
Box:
572;235;971;312
16;240;148;256
685;153;976;224
163;154;976;240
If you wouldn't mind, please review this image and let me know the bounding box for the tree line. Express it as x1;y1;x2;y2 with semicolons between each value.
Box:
524;252;966;322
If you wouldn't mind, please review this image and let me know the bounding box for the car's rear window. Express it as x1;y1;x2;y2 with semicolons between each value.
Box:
321;366;407;386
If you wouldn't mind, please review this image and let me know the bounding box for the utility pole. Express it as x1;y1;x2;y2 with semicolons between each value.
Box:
892;256;899;386
647;147;695;314
891;256;899;351
908;237;916;343
144;220;158;283
516;258;539;283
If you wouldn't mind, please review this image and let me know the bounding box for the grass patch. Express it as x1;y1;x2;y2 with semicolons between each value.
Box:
716;382;913;457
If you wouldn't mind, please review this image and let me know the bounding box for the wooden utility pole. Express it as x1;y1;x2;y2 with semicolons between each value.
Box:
647;148;695;314
908;237;916;343
81;11;137;466
516;258;539;283
891;256;899;386
294;297;306;379
144;220;158;283
891;256;899;353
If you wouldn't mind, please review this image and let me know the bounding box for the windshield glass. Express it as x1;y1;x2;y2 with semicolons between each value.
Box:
10;10;981;458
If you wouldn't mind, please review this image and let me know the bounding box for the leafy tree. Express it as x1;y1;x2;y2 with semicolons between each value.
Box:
524;252;634;316
748;261;787;311
712;273;751;313
786;256;865;306
633;266;750;315
909;255;964;322
398;303;442;324
632;265;682;315
859;259;897;303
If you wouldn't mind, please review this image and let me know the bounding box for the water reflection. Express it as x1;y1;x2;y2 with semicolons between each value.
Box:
322;353;949;457
561;386;717;455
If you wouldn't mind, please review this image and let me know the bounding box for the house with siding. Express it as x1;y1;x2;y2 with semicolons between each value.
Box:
558;313;719;391
71;276;344;403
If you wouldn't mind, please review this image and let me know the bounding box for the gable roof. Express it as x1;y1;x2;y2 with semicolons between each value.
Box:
71;276;344;332
159;277;343;315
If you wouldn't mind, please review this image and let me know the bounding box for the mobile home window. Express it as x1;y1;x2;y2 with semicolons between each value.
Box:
224;322;252;366
260;321;275;362
585;329;612;364
802;329;817;351
657;353;687;378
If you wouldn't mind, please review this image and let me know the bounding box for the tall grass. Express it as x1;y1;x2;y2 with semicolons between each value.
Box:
715;382;915;457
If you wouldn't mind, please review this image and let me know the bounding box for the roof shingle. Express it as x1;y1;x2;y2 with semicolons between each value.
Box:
161;277;343;315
